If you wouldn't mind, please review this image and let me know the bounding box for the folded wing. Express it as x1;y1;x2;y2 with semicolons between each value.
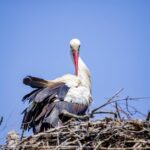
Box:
21;75;88;133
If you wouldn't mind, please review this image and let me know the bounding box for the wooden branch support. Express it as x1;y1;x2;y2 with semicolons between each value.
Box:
62;110;90;121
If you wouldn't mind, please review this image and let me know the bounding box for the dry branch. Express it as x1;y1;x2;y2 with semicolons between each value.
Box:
0;116;3;126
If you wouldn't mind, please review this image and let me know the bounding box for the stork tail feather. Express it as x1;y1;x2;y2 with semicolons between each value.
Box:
23;76;49;88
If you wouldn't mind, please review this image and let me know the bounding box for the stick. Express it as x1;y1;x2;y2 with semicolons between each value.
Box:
115;102;121;120
0;116;3;126
62;110;90;120
91;88;124;114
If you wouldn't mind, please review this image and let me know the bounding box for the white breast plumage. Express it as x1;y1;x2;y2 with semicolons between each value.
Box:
64;86;91;105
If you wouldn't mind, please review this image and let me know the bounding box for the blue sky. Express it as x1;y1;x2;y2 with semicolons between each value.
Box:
0;0;150;143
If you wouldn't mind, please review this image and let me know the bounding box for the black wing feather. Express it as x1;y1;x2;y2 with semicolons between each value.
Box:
21;83;70;132
23;76;49;88
22;88;42;102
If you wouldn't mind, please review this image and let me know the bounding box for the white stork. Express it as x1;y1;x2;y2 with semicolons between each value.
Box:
21;39;92;134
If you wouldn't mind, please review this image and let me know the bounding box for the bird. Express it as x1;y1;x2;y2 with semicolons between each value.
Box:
21;39;92;134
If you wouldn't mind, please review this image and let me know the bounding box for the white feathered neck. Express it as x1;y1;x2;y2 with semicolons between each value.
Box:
78;57;92;93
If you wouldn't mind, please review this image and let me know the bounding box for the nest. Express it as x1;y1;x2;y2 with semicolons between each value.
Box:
6;119;148;150
2;89;150;150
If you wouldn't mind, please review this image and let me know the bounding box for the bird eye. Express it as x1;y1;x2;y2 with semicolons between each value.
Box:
78;46;80;50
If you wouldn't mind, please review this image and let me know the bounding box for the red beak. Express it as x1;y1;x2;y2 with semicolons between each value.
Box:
73;51;79;76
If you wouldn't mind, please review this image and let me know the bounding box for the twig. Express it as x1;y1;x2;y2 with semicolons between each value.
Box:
115;102;121;121
62;110;90;120
0;116;3;126
146;111;150;121
91;88;124;114
92;111;117;119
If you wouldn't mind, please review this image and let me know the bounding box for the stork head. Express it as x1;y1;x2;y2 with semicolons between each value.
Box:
70;39;80;76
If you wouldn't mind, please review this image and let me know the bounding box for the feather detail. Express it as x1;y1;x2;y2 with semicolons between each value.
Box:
22;88;42;102
21;84;70;132
23;76;66;89
23;76;49;88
